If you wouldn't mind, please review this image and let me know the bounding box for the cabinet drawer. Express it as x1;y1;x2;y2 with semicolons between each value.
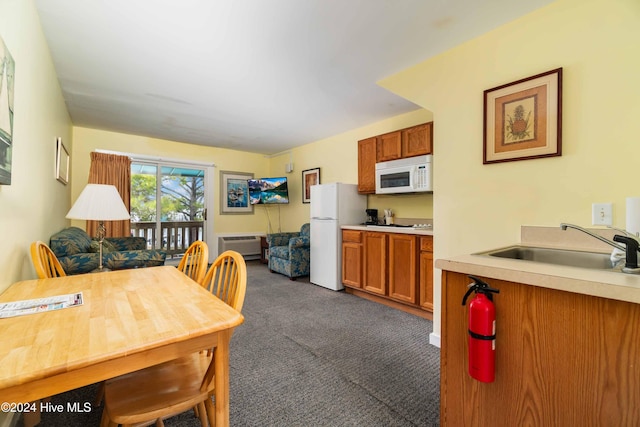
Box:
343;230;363;243
420;236;433;251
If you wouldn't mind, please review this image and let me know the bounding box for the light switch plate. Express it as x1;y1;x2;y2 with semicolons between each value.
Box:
592;203;613;226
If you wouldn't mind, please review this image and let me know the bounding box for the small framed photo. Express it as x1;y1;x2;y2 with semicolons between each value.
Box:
483;68;562;164
302;167;320;203
56;138;69;185
220;170;253;214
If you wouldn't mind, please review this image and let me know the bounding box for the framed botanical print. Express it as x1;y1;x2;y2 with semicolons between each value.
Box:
483;68;562;164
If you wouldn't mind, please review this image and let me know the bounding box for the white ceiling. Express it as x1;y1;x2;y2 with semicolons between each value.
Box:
34;0;553;155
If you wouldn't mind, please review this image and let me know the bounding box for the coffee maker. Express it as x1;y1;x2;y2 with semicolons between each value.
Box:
365;209;378;225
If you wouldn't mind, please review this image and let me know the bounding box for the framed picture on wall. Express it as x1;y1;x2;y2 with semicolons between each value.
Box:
302;167;320;203
0;35;15;185
56;137;69;185
483;68;562;164
220;170;253;214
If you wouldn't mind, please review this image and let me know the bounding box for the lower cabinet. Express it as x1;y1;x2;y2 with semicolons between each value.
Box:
440;270;640;425
341;230;363;288
419;236;434;310
388;233;417;304
363;232;387;295
341;229;433;314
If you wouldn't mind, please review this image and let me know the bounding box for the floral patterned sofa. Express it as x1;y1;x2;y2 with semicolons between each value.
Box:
49;226;167;275
267;223;310;280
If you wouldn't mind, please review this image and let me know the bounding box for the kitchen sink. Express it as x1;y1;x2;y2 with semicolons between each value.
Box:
475;245;618;270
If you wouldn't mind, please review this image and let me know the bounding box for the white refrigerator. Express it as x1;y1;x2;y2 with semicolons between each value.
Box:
310;183;367;290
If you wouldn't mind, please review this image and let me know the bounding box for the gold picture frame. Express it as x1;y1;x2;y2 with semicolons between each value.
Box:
55;137;69;185
302;167;320;204
220;170;253;214
483;68;562;164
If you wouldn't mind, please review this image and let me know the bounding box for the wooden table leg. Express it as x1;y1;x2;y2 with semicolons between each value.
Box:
23;404;41;427
214;329;231;427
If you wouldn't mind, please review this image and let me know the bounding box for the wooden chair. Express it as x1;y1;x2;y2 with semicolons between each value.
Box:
25;241;66;427
177;240;209;285
100;250;247;427
30;241;66;278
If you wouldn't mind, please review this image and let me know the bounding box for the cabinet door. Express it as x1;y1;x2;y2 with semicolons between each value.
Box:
358;137;376;194
402;122;432;157
419;250;433;310
388;234;417;304
342;242;362;288
376;131;402;162
419;236;433;310
363;232;387;295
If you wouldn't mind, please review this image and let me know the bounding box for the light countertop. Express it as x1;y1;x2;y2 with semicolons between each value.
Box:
435;226;640;305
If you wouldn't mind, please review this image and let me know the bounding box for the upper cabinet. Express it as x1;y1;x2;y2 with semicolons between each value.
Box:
357;137;377;194
376;131;402;162
357;122;433;194
402;122;432;158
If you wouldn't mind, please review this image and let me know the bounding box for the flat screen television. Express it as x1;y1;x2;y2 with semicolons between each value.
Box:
248;177;289;205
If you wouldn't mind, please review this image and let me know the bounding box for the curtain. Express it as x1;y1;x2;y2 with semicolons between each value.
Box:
87;152;132;237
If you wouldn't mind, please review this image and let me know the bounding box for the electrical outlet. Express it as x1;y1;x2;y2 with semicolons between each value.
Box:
592;203;613;226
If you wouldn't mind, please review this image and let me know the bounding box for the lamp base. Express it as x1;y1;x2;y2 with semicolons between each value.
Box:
91;266;112;273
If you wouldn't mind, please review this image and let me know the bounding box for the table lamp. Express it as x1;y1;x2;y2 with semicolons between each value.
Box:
66;184;131;272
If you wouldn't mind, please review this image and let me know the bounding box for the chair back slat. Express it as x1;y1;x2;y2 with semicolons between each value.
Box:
177;241;209;284
30;241;66;279
202;250;247;313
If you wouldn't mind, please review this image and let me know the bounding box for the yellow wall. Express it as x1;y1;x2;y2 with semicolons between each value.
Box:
0;0;73;292
379;0;640;340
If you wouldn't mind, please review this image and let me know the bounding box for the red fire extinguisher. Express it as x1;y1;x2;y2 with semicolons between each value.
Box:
461;275;500;383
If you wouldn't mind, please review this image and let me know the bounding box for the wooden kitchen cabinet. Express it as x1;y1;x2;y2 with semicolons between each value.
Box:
363;232;387;295
402;122;432;157
342;228;434;318
357;137;376;194
357;122;433;194
376;131;402;162
341;230;363;288
440;270;640;426
388;233;418;304
419;236;433;310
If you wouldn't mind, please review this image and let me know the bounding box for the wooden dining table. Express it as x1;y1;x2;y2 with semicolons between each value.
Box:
0;265;244;426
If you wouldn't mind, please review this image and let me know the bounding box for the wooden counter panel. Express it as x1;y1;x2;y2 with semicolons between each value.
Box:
441;271;640;426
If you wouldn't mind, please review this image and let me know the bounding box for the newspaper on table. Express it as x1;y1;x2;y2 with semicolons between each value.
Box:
0;292;83;318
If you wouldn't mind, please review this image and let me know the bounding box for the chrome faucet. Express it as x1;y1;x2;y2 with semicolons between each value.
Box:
560;223;626;251
561;223;640;273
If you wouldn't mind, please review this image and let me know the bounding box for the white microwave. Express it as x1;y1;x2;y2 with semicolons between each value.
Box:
375;155;432;194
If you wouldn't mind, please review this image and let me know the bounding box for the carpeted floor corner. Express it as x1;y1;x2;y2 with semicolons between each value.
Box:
33;260;440;426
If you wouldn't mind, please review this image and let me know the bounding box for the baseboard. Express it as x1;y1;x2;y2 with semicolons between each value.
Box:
429;332;440;348
0;412;19;427
344;287;433;320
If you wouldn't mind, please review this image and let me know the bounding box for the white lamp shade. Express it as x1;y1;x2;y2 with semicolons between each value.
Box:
66;184;131;221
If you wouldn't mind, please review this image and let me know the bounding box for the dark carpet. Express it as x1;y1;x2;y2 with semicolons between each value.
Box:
31;260;440;426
